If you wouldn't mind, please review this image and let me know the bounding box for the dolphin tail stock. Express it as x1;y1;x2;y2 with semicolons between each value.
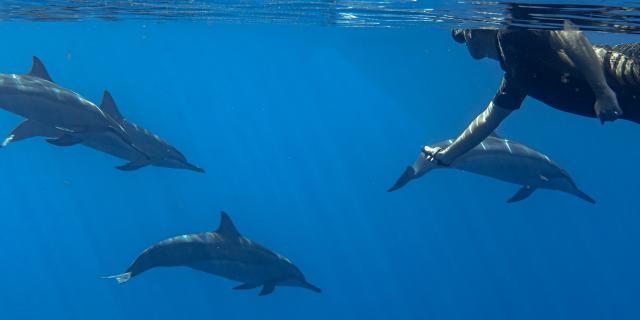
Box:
101;272;132;284
507;185;536;203
388;166;417;192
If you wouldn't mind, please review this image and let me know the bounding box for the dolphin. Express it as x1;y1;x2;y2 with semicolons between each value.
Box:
0;57;143;157
23;92;204;172
0;58;199;172
103;212;321;296
388;133;595;203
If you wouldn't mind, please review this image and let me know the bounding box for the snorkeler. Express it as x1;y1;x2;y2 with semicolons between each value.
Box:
421;23;640;166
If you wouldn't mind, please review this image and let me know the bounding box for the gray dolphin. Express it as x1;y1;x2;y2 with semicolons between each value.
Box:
389;133;595;203
39;92;203;172
104;212;321;296
0;57;144;161
0;59;200;172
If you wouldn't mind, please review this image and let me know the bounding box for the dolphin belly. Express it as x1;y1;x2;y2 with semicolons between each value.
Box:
187;259;277;284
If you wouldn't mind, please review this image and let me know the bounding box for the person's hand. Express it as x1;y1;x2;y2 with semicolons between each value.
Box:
421;145;449;166
594;89;622;124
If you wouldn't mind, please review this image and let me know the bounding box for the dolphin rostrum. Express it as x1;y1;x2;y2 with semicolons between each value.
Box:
104;212;321;296
389;133;595;203
0;56;147;164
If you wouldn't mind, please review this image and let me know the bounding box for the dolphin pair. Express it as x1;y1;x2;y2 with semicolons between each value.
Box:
104;212;321;296
0;57;203;172
389;133;595;203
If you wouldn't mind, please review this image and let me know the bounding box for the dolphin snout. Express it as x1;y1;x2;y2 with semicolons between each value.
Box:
184;162;205;173
300;280;322;293
388;166;416;192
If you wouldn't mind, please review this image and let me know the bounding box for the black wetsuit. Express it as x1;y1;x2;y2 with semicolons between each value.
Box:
492;29;640;123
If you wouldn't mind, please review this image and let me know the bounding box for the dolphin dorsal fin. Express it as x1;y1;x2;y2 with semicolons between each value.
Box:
100;91;125;123
28;56;53;82
216;211;241;238
488;131;505;140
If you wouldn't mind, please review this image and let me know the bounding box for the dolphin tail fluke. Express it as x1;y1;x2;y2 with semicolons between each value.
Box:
101;272;131;284
572;188;596;204
2;120;60;147
507;185;536;203
388;166;416;192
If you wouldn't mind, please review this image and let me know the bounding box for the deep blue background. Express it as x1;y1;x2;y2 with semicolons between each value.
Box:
0;22;637;319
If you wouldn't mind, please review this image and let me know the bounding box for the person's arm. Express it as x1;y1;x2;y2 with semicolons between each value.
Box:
424;101;512;165
423;75;525;166
550;21;622;123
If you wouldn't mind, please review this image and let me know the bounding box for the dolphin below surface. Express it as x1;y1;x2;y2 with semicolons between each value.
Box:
0;56;142;158
41;92;203;172
389;133;595;204
104;212;321;296
0;60;201;172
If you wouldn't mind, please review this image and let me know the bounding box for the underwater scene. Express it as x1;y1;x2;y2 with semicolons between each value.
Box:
0;1;639;319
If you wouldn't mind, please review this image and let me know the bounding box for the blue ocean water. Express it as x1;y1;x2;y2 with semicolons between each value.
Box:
0;6;638;320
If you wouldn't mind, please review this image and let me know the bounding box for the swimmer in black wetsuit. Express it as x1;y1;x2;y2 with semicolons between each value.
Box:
422;23;640;166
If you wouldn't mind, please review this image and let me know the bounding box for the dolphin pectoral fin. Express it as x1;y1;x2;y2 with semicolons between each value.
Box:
388;166;416;192
259;283;276;296
4;120;60;147
507;186;536;203
233;283;260;290
116;158;152;171
46;134;82;147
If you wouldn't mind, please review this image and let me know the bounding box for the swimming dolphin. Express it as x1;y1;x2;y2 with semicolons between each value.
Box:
388;133;595;203
104;212;321;296
0;56;146;164
0;59;199;171
13;91;204;172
